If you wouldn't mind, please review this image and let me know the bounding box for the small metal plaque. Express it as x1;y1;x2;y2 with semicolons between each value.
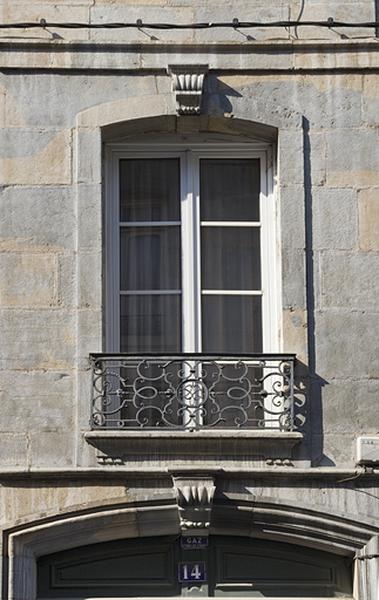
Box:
178;562;207;583
181;536;209;550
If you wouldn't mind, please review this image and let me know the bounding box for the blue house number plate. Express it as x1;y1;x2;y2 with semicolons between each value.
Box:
178;562;207;583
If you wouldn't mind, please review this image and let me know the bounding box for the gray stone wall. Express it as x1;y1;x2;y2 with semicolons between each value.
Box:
0;3;378;598
1;66;378;469
0;0;377;42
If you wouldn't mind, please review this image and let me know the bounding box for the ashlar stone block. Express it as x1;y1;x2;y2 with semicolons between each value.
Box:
326;129;379;187
315;309;379;380
0;251;58;307
289;1;376;40
0;186;75;250
0;129;72;185
358;188;379;251
0;433;28;467
192;4;289;43
312;187;357;250
89;6;194;43
0;3;90;41
28;431;74;468
362;75;379;126
320;251;379;311
0;309;76;370
3;73;159;128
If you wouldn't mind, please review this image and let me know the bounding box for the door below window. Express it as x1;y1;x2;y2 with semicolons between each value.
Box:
37;535;352;598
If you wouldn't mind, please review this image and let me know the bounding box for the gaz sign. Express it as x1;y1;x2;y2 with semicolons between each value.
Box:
178;562;207;583
181;536;208;549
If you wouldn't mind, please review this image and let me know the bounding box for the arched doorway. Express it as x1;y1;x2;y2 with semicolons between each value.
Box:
37;535;353;598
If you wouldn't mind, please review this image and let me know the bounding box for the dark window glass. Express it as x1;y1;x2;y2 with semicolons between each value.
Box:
120;159;180;222
120;226;180;291
200;159;260;221
120;295;181;353
202;295;262;353
201;227;261;290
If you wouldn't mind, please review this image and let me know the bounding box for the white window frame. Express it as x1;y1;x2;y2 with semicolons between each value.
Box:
105;141;281;355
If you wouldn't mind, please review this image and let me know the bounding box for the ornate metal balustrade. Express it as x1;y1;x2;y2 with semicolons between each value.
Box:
90;354;296;431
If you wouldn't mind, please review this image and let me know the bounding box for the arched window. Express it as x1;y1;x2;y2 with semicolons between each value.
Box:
105;133;279;355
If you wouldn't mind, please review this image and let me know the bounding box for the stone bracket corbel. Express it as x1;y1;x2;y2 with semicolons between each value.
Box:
171;473;216;536
167;64;209;115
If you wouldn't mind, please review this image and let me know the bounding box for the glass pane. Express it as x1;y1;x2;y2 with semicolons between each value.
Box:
201;227;261;290
202;296;262;353
120;226;180;290
120;158;180;222
120;295;181;352
200;159;260;221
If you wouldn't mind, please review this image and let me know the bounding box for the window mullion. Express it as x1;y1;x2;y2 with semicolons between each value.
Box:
180;151;202;353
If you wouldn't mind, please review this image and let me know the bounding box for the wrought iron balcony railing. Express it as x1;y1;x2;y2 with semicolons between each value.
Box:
90;354;296;432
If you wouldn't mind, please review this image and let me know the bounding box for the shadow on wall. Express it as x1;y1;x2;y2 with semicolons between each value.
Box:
202;75;242;115
302;115;333;467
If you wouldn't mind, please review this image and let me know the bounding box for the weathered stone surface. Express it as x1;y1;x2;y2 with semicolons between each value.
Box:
77;251;102;309
0;186;74;250
221;81;303;130
74;127;102;184
0;0;377;519
326;128;379;187
0;3;90;41
192;5;289;43
0;251;58;307
315;309;379;380
362;74;379;126
0;369;73;433
280;185;306;250
89;5;194;42
282;307;307;363
289;1;376;40
3;73;159;128
77;308;103;366
297;75;362;130
312;188;358;250
0;309;76;370
77;94;174;128
29;431;74;467
278;129;305;185
312;433;355;467
358;188;379;251
77;184;102;251
0;433;28;467
319;379;379;435
307;132;326;186
0;84;5;127
282;248;306;309
0;483;129;527
0;129;72;185
320;252;379;310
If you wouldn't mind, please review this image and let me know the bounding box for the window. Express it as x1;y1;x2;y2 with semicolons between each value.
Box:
105;139;280;355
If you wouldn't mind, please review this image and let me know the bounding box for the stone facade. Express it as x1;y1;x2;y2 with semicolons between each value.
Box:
0;0;378;598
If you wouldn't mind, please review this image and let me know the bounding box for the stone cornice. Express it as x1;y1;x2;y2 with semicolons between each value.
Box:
0;466;377;481
0;39;378;70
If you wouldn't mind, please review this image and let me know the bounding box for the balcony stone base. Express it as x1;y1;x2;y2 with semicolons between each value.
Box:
84;430;303;468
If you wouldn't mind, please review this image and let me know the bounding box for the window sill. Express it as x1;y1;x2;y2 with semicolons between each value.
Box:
84;430;303;467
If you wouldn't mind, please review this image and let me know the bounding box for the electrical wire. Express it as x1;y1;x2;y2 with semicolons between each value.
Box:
0;18;378;30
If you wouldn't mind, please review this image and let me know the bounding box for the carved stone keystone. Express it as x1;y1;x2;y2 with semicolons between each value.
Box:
171;474;216;535
167;64;209;115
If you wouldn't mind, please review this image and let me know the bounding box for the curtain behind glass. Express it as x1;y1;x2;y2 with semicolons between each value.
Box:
200;158;262;354
119;158;181;353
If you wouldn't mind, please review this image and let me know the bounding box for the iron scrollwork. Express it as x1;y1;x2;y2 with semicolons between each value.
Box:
90;354;296;431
